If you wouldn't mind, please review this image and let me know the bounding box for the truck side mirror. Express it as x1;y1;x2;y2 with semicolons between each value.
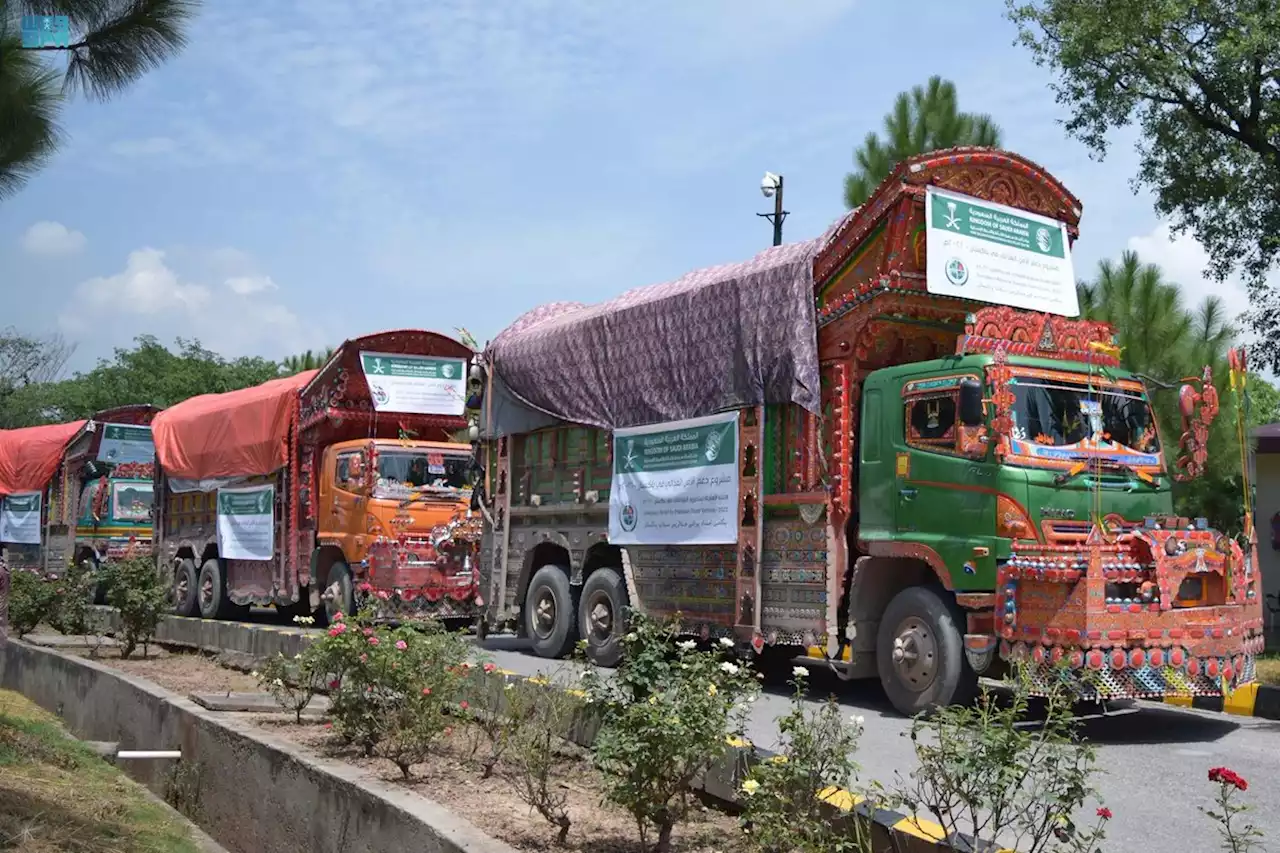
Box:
959;378;984;426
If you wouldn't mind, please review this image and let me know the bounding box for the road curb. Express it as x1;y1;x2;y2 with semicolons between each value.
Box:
1147;681;1280;720
89;608;1011;852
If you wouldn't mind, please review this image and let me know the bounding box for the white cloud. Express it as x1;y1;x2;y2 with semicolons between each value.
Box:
225;275;278;295
21;221;86;256
1126;223;1267;326
59;247;322;361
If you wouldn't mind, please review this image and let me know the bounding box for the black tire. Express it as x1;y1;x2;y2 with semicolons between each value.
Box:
524;565;577;659
323;561;354;625
172;558;199;617
578;567;627;667
196;558;227;620
876;585;977;716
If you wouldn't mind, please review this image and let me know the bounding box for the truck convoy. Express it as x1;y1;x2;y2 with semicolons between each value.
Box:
151;330;483;626
0;406;159;599
472;147;1265;715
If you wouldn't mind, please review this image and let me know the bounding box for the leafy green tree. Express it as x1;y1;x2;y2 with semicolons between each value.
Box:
0;0;198;199
0;336;282;426
1077;251;1274;531
1007;0;1280;372
843;76;1002;208
280;348;334;376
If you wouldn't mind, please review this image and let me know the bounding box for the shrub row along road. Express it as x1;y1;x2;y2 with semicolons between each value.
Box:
237;610;1277;852
476;633;1279;853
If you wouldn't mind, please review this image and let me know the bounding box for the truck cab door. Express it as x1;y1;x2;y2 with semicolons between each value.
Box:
894;375;997;590
328;449;368;557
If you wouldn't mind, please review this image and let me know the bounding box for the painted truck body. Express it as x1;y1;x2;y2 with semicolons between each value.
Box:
0;406;159;594
152;330;483;624
473;148;1264;716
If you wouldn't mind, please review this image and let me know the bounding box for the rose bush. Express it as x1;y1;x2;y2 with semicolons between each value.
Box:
305;608;473;773
581;613;759;853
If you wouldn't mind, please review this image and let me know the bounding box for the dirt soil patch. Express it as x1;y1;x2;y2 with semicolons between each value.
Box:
257;716;748;853
66;647;260;697
0;688;201;853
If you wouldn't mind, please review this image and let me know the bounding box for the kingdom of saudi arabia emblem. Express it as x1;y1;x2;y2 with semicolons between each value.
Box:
945;257;969;286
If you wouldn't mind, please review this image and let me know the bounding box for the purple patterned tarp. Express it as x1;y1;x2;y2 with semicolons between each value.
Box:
486;236;828;432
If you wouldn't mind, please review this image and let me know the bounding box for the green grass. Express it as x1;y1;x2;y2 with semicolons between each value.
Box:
0;689;201;852
1256;652;1280;687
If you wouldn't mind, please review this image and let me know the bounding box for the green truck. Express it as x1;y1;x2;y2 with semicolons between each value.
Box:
471;148;1263;715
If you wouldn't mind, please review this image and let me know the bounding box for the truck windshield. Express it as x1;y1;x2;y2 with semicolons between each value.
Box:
1006;375;1163;468
373;448;470;497
112;482;154;522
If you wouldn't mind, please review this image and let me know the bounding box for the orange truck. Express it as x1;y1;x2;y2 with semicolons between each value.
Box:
151;330;483;626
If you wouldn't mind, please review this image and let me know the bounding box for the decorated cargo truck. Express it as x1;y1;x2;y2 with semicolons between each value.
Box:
472;147;1264;715
152;330;484;626
0;406;159;597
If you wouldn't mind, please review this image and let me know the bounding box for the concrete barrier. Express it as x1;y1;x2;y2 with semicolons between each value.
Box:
88;610;1008;852
0;639;517;853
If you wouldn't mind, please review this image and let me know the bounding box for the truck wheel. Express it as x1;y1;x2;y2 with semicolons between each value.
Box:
578;567;626;667
197;558;232;620
876;585;976;716
524;565;576;659
172;558;199;617
323;562;354;624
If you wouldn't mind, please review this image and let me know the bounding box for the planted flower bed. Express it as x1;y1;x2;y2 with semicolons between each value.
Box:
6;560;1267;853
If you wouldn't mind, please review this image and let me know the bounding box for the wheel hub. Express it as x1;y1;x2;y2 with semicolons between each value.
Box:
323;580;344;616
589;596;612;638
199;575;214;610
533;591;556;638
890;616;937;692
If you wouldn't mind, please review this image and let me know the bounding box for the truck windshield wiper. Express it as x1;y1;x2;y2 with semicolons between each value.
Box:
1054;457;1157;488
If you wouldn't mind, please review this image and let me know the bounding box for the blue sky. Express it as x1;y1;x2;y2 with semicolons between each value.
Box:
1;0;1266;374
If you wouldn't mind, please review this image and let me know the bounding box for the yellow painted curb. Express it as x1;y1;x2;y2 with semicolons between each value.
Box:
1224;681;1259;717
892;815;948;842
816;785;864;812
1164;694;1193;707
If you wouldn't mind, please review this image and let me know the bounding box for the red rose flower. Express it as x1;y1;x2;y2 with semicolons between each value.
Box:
1096;807;1112;820
1208;767;1248;791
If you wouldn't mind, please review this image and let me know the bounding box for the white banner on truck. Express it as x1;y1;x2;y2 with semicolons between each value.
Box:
925;186;1080;317
608;412;739;546
97;423;155;464
0;491;42;545
216;484;274;561
359;351;466;416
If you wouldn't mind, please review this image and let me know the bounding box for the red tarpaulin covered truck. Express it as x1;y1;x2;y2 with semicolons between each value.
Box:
0;406;159;596
152;330;484;625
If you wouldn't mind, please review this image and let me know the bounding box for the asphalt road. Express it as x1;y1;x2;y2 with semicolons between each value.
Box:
476;633;1280;853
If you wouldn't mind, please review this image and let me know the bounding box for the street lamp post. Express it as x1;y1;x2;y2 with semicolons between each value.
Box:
758;171;788;247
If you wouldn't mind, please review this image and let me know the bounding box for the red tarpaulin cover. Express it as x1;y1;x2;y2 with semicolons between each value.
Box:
152;371;317;480
0;421;86;495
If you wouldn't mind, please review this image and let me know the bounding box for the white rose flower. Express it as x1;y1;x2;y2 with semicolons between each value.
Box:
677;640;697;651
719;637;734;649
792;665;807;678
720;662;740;675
